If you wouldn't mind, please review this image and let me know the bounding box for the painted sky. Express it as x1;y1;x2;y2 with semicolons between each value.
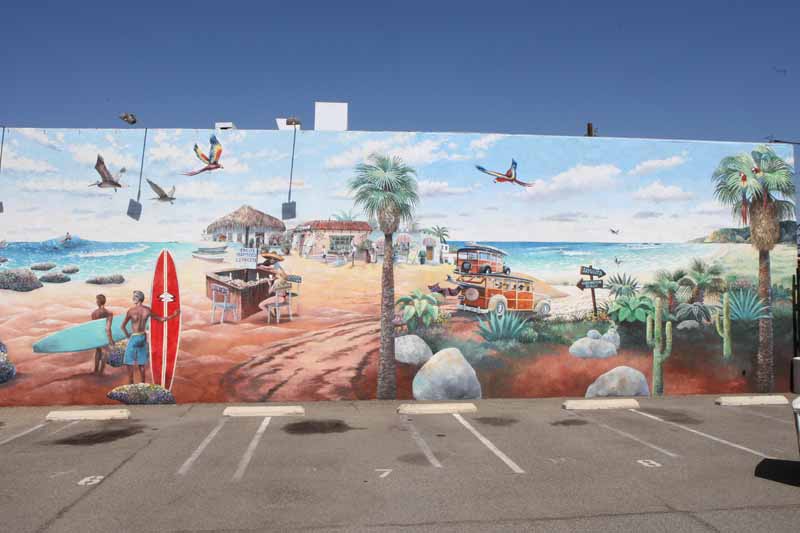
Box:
0;128;793;243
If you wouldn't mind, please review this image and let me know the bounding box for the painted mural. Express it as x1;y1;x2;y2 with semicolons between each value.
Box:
0;127;796;405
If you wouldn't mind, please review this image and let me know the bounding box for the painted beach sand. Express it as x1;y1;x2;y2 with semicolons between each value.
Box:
0;128;795;405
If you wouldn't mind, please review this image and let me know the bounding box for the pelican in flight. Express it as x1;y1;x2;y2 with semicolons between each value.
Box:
146;179;176;204
90;155;126;191
184;135;223;176
475;159;532;187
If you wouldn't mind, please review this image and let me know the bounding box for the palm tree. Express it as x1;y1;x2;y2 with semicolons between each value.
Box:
332;209;358;221
712;145;795;392
644;268;686;313
680;259;724;304
424;225;450;244
349;154;419;399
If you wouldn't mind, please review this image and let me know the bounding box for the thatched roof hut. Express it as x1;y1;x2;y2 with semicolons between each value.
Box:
206;205;285;245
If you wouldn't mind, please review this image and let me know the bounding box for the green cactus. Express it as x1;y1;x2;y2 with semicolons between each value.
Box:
646;297;673;396
713;292;732;361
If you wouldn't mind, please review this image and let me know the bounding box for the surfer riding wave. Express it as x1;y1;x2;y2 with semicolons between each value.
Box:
121;290;180;385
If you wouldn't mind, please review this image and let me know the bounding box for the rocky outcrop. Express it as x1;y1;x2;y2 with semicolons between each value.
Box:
61;265;80;274
395;334;433;365
30;262;56;271
412;347;482;400
691;220;795;244
0;341;16;384
107;383;176;405
39;272;71;283
0;269;44;291
585;366;649;398
569;329;618;359
86;274;125;285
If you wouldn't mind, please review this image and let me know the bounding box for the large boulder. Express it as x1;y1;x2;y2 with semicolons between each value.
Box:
86;274;125;285
107;383;175;405
412;347;482;400
30;262;56;271
0;257;8;263
677;320;700;331
395;334;434;365
569;332;617;359
0;341;16;384
39;272;71;284
61;265;80;274
585;366;649;398
602;328;620;349
0;269;44;292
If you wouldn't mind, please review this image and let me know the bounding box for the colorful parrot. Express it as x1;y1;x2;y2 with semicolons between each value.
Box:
740;172;748;224
184;135;223;176
475;159;532;187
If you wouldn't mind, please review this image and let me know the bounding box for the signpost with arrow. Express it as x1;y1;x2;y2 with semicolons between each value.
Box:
577;265;606;317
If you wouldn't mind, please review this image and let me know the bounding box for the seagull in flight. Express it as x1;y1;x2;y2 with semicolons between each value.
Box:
475;159;532;187
609;228;620;235
89;155;125;191
614;256;623;265
147;179;176;204
184;135;223;176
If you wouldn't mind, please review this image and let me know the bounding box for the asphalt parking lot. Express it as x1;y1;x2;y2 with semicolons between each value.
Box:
1;396;799;532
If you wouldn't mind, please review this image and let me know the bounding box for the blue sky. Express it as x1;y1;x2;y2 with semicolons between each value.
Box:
0;1;798;142
0;127;792;242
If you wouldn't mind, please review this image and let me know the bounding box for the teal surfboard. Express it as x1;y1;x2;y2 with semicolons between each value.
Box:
33;315;149;354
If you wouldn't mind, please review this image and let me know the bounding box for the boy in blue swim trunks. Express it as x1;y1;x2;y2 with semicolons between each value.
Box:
121;290;180;385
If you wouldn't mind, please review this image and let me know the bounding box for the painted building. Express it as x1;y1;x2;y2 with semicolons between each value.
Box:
206;205;285;247
292;220;372;256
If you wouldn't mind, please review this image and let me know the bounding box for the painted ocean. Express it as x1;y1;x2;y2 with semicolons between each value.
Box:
448;241;726;281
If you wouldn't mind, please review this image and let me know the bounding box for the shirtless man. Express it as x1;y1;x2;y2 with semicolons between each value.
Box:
121;290;180;385
91;294;114;375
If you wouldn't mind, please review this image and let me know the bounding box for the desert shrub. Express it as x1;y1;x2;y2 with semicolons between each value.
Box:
519;327;538;344
771;284;791;302
477;311;530;342
606;273;640;299
396;289;439;331
728;288;769;321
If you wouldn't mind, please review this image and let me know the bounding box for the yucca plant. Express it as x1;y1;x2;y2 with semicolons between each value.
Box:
728;288;769;321
606;273;640;299
477;311;530;342
396;289;439;331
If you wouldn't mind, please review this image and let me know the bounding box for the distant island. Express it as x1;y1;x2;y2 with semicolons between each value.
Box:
690;220;796;244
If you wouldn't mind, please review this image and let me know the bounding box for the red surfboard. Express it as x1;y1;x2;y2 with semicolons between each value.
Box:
149;249;181;390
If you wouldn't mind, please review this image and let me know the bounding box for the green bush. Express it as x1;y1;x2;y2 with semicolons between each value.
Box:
608;295;655;324
728;288;769;321
396;289;440;331
519;327;538;344
477;311;530;342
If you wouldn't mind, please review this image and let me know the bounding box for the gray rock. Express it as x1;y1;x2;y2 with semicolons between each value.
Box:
569;336;618;359
107;383;175;405
30;262;56;271
0;269;44;292
86;274;125;285
0;257;7;263
585;366;649;398
677;320;700;331
586;329;602;339
412;347;482;400
39;272;71;283
395;334;434;365
0;341;16;384
601;328;620;349
61;265;80;274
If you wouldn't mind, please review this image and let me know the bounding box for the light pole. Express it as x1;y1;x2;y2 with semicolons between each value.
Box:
282;117;300;220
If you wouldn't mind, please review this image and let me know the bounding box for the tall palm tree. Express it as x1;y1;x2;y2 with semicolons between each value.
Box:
424;225;450;244
349;154;419;399
680;259;724;304
332;209;358;221
712;145;795;392
644;268;686;313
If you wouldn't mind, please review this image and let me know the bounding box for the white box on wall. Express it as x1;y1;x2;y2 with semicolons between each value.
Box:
314;102;348;131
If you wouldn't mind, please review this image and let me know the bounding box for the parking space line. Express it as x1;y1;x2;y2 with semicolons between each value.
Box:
729;406;794;426
629;409;772;459
177;418;228;476
232;417;271;482
0;423;47;446
452;414;525;474
48;421;79;436
592;419;680;458
404;420;442;468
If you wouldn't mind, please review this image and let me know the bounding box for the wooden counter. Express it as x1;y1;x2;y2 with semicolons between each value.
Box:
205;268;275;321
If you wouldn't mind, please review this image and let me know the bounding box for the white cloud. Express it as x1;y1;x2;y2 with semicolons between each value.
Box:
177;180;226;200
149;142;185;165
521;164;621;200
15;128;63;151
240;148;289;161
17;177;98;193
331;188;354;199
540;212;588;222
245;177;309;194
325;133;466;169
417;180;478;197
469;134;507;152
221;156;249;174
628;154;687;176
67;143;138;171
633;180;693;202
2;148;58;173
633;210;664;219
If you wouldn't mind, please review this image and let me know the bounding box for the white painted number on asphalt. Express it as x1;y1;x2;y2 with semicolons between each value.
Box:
77;475;104;486
637;459;662;468
376;468;393;478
